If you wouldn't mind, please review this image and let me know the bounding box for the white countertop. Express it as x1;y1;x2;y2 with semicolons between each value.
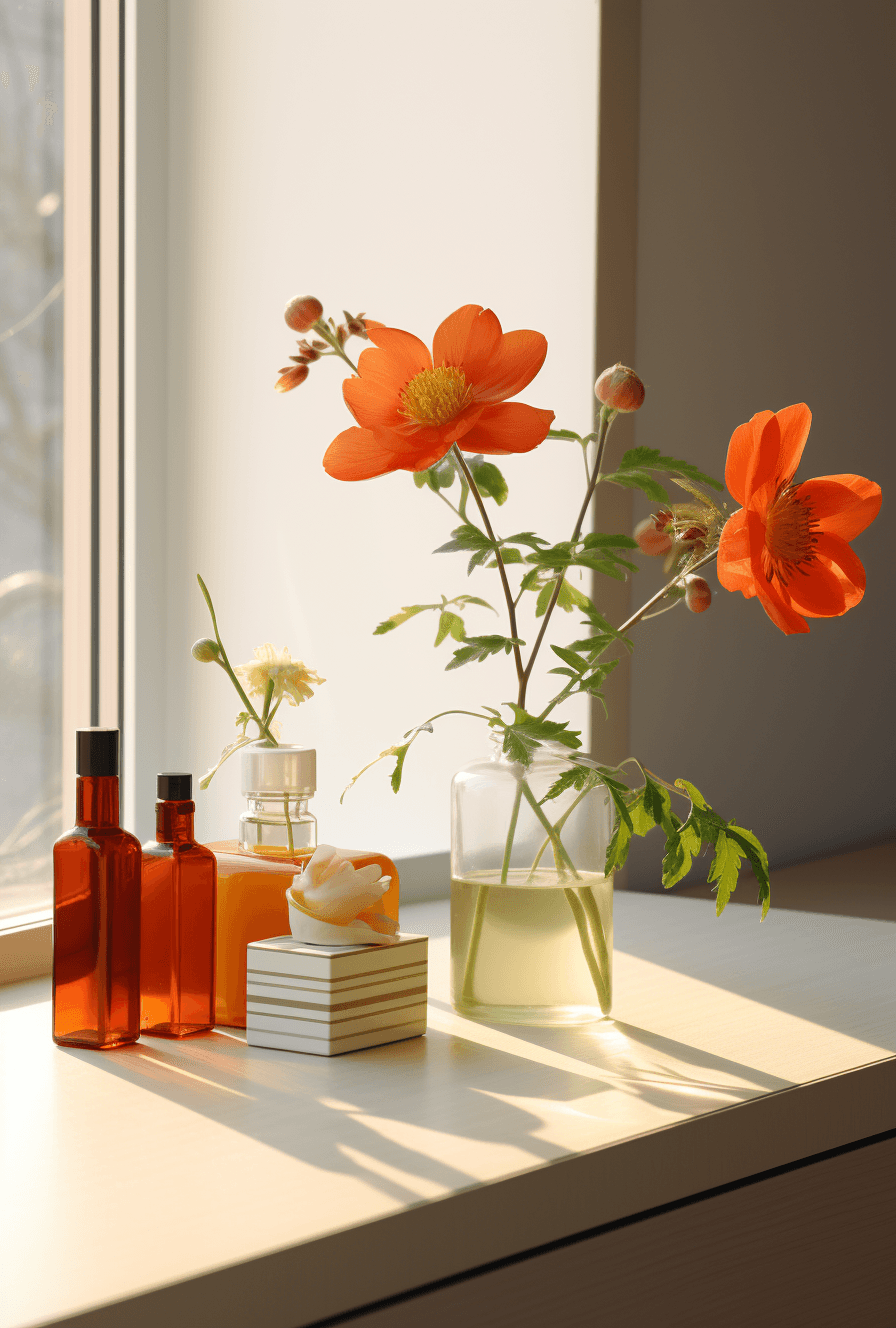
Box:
2;893;894;1328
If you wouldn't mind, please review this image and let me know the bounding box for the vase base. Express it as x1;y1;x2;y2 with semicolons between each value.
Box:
452;999;609;1027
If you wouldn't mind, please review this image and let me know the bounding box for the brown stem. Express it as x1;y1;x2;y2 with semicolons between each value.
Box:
451;446;525;693
518;408;616;709
617;548;717;636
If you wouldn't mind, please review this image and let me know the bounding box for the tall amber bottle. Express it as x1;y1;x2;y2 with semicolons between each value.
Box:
210;744;399;1028
53;729;142;1049
141;773;217;1037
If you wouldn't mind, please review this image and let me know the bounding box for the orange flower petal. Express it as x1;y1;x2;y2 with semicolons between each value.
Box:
716;508;756;593
800;475;882;541
343;373;404;430
782;558;846;617
363;325;432;382
805;532;866;614
725;412;772;506
323;426;410;481
472;330;550;405
457;402;554;456
431;305;484;368
754;579;810;634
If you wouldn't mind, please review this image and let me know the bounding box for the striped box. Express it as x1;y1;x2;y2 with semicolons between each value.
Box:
245;933;427;1056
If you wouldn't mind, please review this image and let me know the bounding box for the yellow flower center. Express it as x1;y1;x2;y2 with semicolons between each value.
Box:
764;485;818;584
399;366;474;428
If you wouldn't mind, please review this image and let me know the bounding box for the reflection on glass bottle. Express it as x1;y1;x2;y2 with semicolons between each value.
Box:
52;730;142;1049
141;773;217;1037
210;744;399;1027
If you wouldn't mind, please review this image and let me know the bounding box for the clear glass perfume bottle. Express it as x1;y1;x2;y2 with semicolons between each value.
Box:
141;773;217;1037
210;744;400;1027
53;729;142;1049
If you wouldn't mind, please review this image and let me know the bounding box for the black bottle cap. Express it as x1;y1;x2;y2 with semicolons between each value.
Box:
157;772;192;801
76;728;120;777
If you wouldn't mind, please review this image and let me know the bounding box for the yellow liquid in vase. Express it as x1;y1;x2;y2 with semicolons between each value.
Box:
210;841;400;1027
451;868;612;1025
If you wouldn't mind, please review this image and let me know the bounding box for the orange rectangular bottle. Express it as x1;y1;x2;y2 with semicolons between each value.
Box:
210;744;399;1027
53;729;142;1049
141;773;217;1036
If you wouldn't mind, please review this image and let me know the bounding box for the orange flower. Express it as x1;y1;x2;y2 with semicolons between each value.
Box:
717;404;881;634
322;304;555;480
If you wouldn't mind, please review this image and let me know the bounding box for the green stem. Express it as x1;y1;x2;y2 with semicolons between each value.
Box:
526;774;598;880
197;575;279;744
312;319;359;374
459;884;489;1006
518;406;616;710
283;792;295;857
579;887;611;1002
616;548;718;636
261;677;275;724
451;446;525;698
519;781;580;880
564;887;610;1012
500;781;524;884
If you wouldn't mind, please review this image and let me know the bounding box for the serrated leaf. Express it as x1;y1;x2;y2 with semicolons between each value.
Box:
707;830;744;914
466;455;508;505
725;823;772;918
504;531;550;549
674;777;710;810
493;548;524;565
518;568;542;595
413;456;456;493
661;818;702;888
581;533;639;550
454;594;496;612
433;523;495;556
498;706;582;764
536;577;592;618
604;778;635;873
602;469;671;503
541;765;594;803
373;603;437;635
445;634;524;671
434;610;466;646
617;446;724;492
550;644;589;673
546;428;584;441
643;774;675;833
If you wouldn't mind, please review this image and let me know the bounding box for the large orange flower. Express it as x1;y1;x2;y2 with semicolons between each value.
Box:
322;304;555;480
717;404;881;634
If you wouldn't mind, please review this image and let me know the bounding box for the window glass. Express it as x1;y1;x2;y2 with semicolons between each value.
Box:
0;0;64;921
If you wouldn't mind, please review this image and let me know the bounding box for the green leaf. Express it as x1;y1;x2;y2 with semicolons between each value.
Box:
503;531;549;549
643;774;675;833
546;428;584;441
616;446;724;492
707;830;745;914
491;547;524;565
445;634;524;671
374;603;438;635
413;456;456;493
604;780;635;873
453;594;496;612
466;455;509;505
549;644;589;674
434;610;466;646
725;823;772;918
495;706;582;764
433;523;495;556
541;765;594;803
661;819;701;889
390;742;412;793
581;533;639;550
535;578;592;618
673;778;710;811
601;469;671;503
525;541;576;571
518;568;542;595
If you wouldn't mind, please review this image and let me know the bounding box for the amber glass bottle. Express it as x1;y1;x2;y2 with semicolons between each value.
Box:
210;744;399;1028
53;729;142;1049
141;773;217;1037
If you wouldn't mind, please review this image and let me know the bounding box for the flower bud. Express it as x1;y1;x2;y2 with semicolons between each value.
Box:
284;296;323;333
344;310;369;339
275;363;309;392
681;525;707;543
192;638;221;663
594;363;645;413
335;323;348;346
654;508;673;530
634;516;673;556
685;576;712;613
294;340;321;362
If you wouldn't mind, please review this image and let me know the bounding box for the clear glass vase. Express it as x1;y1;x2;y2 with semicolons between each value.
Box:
451;739;613;1025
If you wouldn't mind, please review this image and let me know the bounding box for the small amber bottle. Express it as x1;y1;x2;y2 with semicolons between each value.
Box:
53;729;142;1049
141;773;217;1037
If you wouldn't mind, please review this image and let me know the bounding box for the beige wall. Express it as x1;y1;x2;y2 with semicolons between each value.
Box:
626;0;895;888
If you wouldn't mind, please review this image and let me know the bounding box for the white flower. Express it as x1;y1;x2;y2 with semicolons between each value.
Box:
235;643;324;707
287;845;398;943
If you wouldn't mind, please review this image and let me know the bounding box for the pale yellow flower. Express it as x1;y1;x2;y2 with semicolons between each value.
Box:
235;644;324;707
